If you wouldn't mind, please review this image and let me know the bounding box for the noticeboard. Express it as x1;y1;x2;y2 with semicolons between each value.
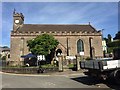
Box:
79;52;84;56
37;55;45;61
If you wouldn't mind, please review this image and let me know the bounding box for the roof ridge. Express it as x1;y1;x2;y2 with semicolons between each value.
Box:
24;24;90;26
17;23;97;32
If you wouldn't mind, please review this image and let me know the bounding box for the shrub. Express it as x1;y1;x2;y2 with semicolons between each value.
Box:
85;57;91;60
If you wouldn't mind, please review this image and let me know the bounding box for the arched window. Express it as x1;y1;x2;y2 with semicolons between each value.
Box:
77;39;84;53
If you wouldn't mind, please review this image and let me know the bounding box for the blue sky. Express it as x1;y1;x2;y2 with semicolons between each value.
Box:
1;2;118;47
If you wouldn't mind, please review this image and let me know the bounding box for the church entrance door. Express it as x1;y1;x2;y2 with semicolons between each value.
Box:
56;49;62;56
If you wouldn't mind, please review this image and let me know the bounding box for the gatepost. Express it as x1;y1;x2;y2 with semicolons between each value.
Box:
75;54;82;71
58;55;63;72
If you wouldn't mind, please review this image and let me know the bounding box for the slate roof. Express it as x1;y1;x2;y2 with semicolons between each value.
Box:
18;24;98;32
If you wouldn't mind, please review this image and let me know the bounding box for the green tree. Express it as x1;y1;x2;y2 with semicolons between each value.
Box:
106;32;120;53
103;37;108;44
107;40;120;47
107;34;112;43
103;34;112;45
114;31;120;40
2;46;9;48
107;40;120;53
27;34;59;56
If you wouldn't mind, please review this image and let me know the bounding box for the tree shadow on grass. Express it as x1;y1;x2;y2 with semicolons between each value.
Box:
71;76;120;89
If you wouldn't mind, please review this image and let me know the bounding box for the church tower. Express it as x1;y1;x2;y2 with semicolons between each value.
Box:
13;9;24;31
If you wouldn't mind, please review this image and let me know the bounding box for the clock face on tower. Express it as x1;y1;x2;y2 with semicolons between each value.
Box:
15;19;20;24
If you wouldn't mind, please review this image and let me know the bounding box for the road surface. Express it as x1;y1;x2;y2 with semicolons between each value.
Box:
1;72;120;89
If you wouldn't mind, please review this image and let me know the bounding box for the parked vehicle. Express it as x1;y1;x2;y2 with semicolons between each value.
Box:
80;58;120;84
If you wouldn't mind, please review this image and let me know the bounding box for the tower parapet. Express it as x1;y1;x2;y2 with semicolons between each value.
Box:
13;9;24;31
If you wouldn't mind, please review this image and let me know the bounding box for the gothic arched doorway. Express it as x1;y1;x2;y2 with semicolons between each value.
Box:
56;49;62;56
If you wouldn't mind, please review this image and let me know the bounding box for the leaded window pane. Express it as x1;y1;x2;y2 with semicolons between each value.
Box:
77;39;84;53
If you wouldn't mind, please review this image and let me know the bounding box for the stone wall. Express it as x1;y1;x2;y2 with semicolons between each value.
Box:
10;31;103;66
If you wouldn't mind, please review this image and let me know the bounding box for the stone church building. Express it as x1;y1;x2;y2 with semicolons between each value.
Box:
10;11;103;66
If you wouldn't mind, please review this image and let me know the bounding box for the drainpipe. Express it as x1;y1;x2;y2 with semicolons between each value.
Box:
66;38;69;56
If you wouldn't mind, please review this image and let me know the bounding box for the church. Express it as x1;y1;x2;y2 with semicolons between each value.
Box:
10;11;103;66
